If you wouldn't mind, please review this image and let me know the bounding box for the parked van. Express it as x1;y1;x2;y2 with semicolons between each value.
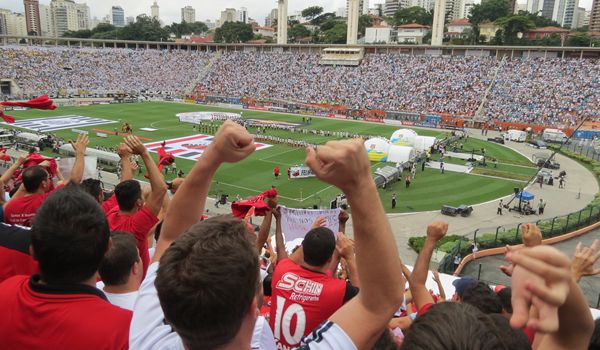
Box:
542;128;568;143
505;129;527;142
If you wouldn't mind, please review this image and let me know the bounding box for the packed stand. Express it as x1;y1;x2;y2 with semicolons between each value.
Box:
0;46;213;96
485;58;600;127
202;52;496;116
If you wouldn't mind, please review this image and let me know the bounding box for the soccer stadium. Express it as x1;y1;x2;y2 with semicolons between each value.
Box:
1;2;600;348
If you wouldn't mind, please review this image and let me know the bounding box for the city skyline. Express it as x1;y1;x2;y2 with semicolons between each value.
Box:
3;0;590;26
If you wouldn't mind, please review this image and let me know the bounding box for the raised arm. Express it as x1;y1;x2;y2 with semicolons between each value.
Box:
337;233;360;288
305;139;404;349
256;210;273;252
116;143;134;182
432;271;446;301
153;120;255;263
0;155;26;185
67;133;88;184
124;136;166;216
570;239;600;283
410;222;447;311
508;246;594;350
272;206;288;263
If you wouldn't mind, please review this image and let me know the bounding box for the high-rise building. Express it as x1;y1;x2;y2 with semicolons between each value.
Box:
181;6;195;23
23;0;42;35
238;7;248;23
515;3;527;12
527;0;567;23
446;0;464;20
0;11;7;35
126;16;135;25
411;0;436;11
51;0;81;36
219;8;237;27
384;0;401;17
39;4;53;36
590;0;600;32
460;0;475;18
76;3;90;30
151;1;159;20
337;7;347;17
265;8;277;26
573;6;586;27
110;6;125;27
0;9;28;36
561;0;579;27
346;0;367;17
582;9;590;26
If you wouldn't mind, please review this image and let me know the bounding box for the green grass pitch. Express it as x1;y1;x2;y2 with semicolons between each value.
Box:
6;102;535;213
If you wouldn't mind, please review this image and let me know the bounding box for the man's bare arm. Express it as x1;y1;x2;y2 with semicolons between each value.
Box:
153;121;255;263
305;139;404;349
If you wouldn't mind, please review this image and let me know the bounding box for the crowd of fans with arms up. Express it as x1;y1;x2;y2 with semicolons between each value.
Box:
0;106;597;348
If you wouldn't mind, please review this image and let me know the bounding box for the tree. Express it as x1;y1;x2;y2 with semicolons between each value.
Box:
320;19;338;32
289;24;311;42
167;21;208;38
311;12;336;26
496;15;535;44
358;14;373;36
468;0;509;44
468;0;510;26
301;6;324;22
63;29;92;38
94;23;116;33
323;23;347;44
214;21;254;43
567;32;591;47
515;10;560;27
393;7;433;26
118;15;169;41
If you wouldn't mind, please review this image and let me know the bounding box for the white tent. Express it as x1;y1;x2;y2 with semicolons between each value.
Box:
388;145;416;164
413;136;436;151
390;129;418;146
364;137;390;162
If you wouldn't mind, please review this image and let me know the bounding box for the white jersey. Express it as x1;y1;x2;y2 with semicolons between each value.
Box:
129;262;277;350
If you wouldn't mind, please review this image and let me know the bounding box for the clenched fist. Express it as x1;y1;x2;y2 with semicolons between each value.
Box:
205;120;255;164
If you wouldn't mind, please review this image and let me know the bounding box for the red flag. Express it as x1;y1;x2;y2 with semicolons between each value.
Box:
0;95;57;123
156;141;175;173
231;188;278;218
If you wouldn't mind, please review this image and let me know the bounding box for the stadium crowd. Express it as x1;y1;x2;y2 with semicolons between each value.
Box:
485;58;600;127
0;46;212;96
1;47;599;128
0;115;598;349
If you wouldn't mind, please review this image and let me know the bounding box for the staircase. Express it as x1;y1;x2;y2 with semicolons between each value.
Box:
187;51;222;95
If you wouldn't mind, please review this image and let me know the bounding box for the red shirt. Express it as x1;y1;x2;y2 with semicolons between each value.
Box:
4;185;64;226
269;258;346;349
0;248;38;284
102;195;119;215
0;275;131;350
107;206;158;274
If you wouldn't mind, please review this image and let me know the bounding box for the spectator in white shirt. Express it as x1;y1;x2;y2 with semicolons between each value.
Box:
97;231;143;311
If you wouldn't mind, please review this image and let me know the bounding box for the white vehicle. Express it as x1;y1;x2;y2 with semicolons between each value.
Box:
505;129;527;142
542;128;568;143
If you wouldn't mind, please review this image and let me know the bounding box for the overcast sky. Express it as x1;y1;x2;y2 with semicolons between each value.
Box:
2;0;592;25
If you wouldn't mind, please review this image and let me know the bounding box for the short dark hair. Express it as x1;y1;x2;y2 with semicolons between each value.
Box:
98;231;139;286
155;215;259;350
461;281;503;314
80;178;103;202
497;287;513;314
114;179;142;211
401;302;508;349
31;185;110;285
22;165;48;192
590;318;600;350
302;227;336;267
488;313;531;350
